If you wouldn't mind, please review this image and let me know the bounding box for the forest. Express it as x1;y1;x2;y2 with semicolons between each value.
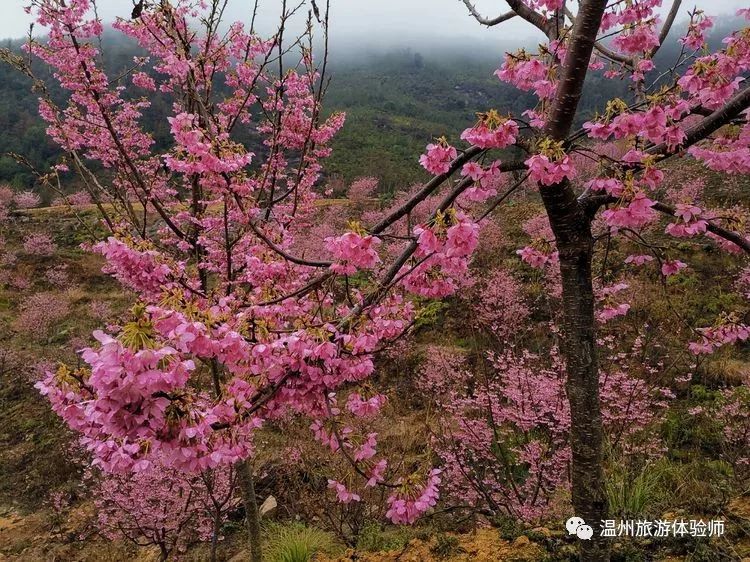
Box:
0;1;749;562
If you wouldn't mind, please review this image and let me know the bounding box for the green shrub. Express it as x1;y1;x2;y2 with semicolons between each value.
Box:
655;459;733;513
263;522;341;562
606;462;666;519
492;515;525;541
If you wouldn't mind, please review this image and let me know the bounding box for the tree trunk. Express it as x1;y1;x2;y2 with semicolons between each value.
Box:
238;460;263;562
536;0;612;557
210;510;221;562
556;229;609;562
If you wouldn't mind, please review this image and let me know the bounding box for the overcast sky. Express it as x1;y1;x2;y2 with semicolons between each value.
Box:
2;0;747;47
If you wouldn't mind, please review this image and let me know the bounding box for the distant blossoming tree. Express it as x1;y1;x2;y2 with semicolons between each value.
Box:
23;233;57;256
418;278;673;522
6;0;750;560
14;292;70;341
14;190;41;209
91;463;238;561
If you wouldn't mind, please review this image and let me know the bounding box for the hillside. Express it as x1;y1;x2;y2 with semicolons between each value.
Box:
2;158;750;559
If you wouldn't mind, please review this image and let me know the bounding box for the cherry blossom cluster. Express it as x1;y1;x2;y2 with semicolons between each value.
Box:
600;0;662;56
688;315;750;355
525;139;577;186
596;282;631;323
583;100;689;150
419;139;457;175
385;469;442;525
516;214;558;272
460;160;504;202
460;111;519;149
325;230;381;275
404;211;479;298
495;48;557;103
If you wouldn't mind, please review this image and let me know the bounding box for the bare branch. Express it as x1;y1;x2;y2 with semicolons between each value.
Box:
369;146;483;233
459;0;516;26
246;220;332;269
593;39;633;65
369;148;527;235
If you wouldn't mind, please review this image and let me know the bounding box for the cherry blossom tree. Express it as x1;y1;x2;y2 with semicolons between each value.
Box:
7;0;750;560
91;462;238;561
14;190;41;209
453;0;750;558
14;292;70;341
417;273;673;522
23;233;57;256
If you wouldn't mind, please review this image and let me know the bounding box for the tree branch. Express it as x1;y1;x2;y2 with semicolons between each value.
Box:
563;7;634;66
647;85;750;156
459;0;516;26
370;150;527;236
246;220;332;268
652;201;750;254
545;0;609;142
583;194;750;255
369;146;484;234
504;0;551;35
647;0;682;59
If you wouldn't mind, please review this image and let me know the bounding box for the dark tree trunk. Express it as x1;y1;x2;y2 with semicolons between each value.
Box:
552;214;609;562
238;460;263;562
536;0;611;558
539;180;609;562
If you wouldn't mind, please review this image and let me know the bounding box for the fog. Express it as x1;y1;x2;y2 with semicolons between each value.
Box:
2;0;748;52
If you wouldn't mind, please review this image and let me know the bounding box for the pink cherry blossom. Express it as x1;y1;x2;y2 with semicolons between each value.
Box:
661;260;687;277
525;154;577;186
325;231;381;275
419;142;457;175
625;254;655;266
327;479;361;503
601;192;657;229
385;469;441;524
460;118;518;149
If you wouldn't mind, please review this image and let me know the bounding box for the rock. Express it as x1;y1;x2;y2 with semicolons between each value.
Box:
259;495;277;517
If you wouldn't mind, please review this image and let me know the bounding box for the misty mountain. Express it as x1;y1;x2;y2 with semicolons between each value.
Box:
0;19;740;194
